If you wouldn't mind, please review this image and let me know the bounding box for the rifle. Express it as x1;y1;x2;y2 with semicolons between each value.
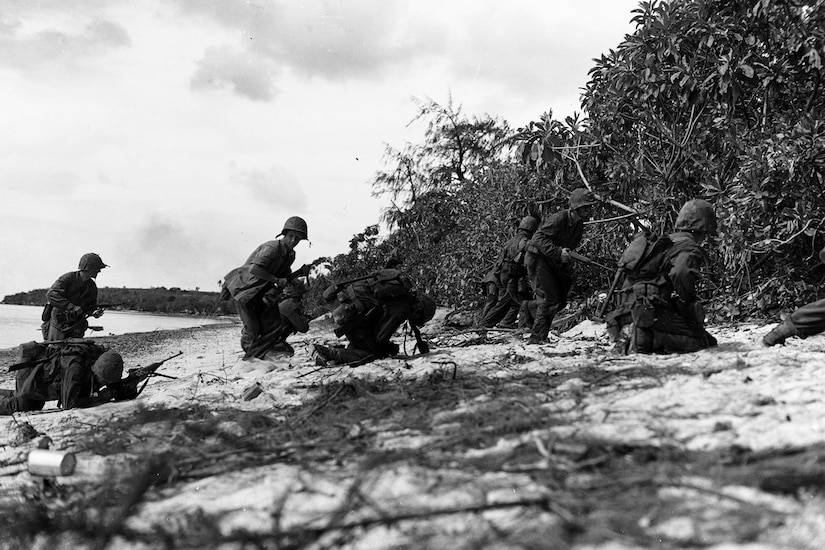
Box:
288;257;328;284
61;304;120;334
567;250;613;271
106;351;182;399
597;267;626;319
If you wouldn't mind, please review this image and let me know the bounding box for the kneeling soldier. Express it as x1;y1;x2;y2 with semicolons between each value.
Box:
314;269;436;366
607;199;718;354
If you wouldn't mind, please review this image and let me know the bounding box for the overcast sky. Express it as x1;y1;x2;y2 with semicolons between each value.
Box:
0;0;640;297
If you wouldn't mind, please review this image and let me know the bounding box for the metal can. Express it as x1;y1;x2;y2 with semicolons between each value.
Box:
28;449;77;477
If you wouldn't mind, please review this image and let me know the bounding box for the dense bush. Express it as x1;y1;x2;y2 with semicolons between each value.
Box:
319;0;825;324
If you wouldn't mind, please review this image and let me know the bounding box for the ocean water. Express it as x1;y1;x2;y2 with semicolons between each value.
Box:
0;304;225;350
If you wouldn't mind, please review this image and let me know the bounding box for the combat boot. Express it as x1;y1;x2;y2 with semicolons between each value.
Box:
763;321;799;346
629;324;654;354
611;325;632;355
312;344;334;366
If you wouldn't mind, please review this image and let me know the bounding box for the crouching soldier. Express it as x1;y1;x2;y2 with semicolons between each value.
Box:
525;188;598;344
607;199;718;354
0;340;138;415
763;246;825;346
480;215;539;329
221;216;313;359
313;269;436;366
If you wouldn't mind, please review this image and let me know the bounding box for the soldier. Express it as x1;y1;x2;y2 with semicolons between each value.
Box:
478;266;499;324
524;188;598;344
42;253;108;341
481;216;539;329
606;199;718;354
763;246;825;346
313;269;436;366
222;216;313;359
243;280;311;359
0;340;137;415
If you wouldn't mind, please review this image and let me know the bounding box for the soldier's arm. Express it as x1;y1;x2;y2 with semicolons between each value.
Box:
529;217;564;261
669;248;703;303
46;273;76;310
248;242;290;286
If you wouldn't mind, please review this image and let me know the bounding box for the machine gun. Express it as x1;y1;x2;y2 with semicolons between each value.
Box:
106;351;182;399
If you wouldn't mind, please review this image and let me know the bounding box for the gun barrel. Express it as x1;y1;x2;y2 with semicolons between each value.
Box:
569;250;612;271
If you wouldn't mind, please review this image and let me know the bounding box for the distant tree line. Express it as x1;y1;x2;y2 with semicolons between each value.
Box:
2;287;236;316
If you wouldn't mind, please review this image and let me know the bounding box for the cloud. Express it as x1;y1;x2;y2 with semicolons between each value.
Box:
174;0;444;91
190;44;278;101
231;165;308;212
0;14;130;72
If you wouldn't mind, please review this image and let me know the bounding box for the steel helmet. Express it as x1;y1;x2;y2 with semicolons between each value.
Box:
569;188;598;210
91;351;124;385
281;216;308;240
674;199;717;236
410;292;436;327
518;216;539;234
78;253;107;272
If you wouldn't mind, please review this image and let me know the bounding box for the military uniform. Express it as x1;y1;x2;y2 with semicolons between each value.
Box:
481;216;538;328
0;341;131;415
222;217;309;357
607;199;718;354
314;269;436;366
43;253;107;340
525;189;597;343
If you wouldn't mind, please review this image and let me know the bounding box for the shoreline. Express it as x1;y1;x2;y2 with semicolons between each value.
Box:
0;321;239;377
0;302;233;320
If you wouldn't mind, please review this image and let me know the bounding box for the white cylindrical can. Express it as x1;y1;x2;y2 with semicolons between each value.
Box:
28;449;77;477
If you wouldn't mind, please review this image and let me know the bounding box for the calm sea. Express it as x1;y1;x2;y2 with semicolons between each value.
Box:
0;304;225;350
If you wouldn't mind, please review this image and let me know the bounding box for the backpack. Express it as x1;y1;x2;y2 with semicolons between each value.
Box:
619;232;673;281
368;269;412;300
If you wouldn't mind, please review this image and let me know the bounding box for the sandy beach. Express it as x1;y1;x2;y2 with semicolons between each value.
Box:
2;314;825;549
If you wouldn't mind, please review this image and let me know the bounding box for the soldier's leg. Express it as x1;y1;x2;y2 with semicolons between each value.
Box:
0;394;45;415
479;282;498;318
529;260;561;343
235;300;263;354
607;311;633;354
332;347;374;365
767;299;825;345
481;289;514;328
498;279;521;328
629;324;655;353
650;306;717;353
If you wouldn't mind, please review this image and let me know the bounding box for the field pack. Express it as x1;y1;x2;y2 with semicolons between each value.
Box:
619;232;673;281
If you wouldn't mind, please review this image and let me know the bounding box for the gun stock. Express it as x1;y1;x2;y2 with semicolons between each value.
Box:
597;268;625;319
